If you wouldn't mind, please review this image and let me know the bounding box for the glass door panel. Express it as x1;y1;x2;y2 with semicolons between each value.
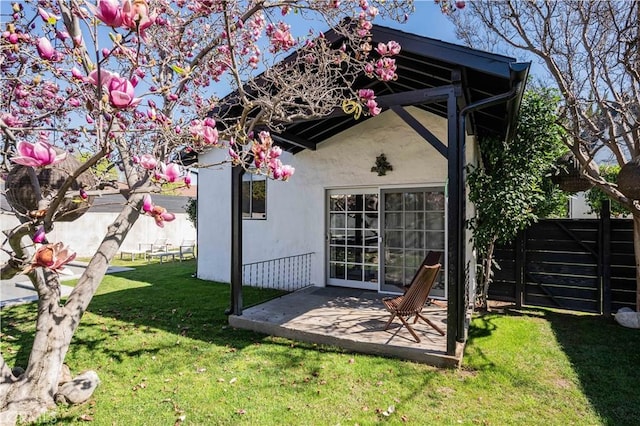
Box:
380;188;446;297
327;189;379;289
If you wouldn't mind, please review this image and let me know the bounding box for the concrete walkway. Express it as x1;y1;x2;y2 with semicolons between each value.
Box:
1;262;134;307
230;286;464;368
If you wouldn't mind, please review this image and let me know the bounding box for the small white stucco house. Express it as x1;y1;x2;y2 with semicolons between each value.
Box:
196;25;529;355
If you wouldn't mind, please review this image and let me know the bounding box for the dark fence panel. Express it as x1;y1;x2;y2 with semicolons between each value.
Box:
490;212;635;314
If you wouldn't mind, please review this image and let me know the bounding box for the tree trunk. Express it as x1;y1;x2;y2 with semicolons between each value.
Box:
634;213;640;312
0;301;74;422
0;195;144;423
477;237;497;311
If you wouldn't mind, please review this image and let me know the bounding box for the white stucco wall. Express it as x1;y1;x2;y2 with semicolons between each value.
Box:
0;212;195;260
197;107;477;293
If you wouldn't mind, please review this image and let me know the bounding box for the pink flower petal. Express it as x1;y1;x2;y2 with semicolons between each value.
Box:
142;195;153;212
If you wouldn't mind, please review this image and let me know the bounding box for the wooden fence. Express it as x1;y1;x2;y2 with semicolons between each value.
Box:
489;206;635;315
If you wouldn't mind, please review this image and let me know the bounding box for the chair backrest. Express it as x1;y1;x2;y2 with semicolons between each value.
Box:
396;264;441;315
407;251;442;287
180;240;195;254
149;238;169;252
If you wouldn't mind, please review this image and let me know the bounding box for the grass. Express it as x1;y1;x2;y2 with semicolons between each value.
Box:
2;259;639;425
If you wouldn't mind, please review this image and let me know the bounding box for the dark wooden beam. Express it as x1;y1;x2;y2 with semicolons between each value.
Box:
227;165;244;316
390;105;448;159
446;89;460;356
272;132;317;151
376;85;453;108
308;85;455;122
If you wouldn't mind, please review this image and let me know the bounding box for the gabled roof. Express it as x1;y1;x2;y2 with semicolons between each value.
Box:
214;24;529;155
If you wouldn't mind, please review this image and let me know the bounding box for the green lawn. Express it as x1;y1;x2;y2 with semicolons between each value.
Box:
2;260;639;425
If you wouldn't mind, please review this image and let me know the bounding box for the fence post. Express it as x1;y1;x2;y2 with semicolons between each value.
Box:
601;199;611;316
515;230;525;308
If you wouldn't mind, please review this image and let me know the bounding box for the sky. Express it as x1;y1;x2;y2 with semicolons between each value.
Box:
378;2;546;80
386;2;460;43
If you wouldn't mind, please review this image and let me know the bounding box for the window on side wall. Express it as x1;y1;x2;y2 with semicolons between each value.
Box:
242;173;267;219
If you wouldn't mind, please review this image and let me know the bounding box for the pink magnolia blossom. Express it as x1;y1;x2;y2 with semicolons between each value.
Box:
358;89;376;101
266;22;296;53
142;194;154;213
11;140;67;167
374;57;397;81
38;8;61;24
107;75;142;109
357;89;381;116
23;242;76;274
251;131;273;168
228;147;240;163
375;41;401;56
270;160;295;181
364;63;375;76
1;113;21;127
5;32;19;44
71;67;85;80
122;0;155;40
139;153;157;170
36;37;55;60
365;99;381;116
184;173;192;188
189;120;219;145
87;69;116;87
249;131;295;180
142;195;175;227
87;0;123;28
56;30;69;41
32;226;46;244
158;162;181;182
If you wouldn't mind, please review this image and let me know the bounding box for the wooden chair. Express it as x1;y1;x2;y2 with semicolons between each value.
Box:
403;251;442;293
382;263;445;342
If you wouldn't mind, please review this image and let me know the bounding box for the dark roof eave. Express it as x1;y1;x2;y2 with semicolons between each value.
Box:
504;62;531;143
370;26;518;79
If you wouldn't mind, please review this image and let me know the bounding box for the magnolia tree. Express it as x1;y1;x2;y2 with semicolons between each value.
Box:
0;0;464;421
452;1;640;311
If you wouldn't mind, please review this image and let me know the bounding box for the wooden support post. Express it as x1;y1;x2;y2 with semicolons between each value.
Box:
446;88;460;356
228;165;244;316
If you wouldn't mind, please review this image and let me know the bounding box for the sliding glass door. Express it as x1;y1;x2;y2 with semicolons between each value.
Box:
326;187;446;297
380;188;446;297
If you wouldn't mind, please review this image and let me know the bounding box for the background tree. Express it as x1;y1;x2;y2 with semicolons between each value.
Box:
184;197;197;229
584;165;631;218
0;0;470;422
452;0;640;312
467;87;567;310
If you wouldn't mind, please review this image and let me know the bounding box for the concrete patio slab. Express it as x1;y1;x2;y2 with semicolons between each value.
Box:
229;286;464;368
